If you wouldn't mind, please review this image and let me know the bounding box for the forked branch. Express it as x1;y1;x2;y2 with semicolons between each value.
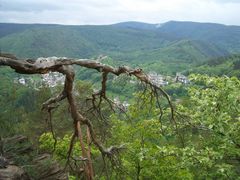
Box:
0;55;177;177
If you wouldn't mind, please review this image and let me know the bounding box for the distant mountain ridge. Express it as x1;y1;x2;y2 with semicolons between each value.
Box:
0;21;240;73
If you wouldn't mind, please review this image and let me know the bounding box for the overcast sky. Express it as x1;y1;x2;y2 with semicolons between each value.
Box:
0;0;240;25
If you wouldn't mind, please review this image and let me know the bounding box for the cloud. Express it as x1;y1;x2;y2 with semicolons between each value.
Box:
0;0;61;12
0;0;240;25
208;0;240;3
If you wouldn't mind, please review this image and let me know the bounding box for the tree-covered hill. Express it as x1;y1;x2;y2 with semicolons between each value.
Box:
0;23;59;38
1;21;240;75
129;39;229;63
186;54;240;78
157;21;240;53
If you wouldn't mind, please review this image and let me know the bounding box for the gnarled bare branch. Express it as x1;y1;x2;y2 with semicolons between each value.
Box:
0;55;177;178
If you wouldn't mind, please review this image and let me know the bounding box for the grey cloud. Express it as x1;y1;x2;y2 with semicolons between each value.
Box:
209;0;240;3
0;0;118;12
0;0;240;25
0;0;61;12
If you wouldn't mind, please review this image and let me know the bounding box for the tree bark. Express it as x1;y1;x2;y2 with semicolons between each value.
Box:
76;121;92;180
86;126;94;178
0;55;176;177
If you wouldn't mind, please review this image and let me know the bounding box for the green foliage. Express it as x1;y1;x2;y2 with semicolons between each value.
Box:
104;75;240;179
106;92;192;179
164;83;188;98
39;133;82;162
176;74;240;178
68;175;77;180
39;132;100;179
0;70;42;137
186;55;240;78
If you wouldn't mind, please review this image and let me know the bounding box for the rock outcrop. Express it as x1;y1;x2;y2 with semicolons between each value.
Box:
32;154;68;180
0;165;30;180
0;135;67;180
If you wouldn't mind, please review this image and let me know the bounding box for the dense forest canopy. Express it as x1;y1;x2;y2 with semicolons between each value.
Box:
0;53;239;179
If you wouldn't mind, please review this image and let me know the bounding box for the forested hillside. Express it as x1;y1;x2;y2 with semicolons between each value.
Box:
1;21;240;74
0;20;240;179
186;55;240;77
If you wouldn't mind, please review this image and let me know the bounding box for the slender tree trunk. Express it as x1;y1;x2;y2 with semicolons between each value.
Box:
86;126;94;178
76;121;91;179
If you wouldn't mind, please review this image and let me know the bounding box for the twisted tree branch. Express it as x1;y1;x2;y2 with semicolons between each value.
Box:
0;55;177;177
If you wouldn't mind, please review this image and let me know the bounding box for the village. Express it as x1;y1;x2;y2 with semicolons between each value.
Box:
14;72;65;89
14;71;189;88
14;71;189;110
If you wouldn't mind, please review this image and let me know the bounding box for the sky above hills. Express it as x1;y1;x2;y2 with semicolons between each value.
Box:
0;0;240;25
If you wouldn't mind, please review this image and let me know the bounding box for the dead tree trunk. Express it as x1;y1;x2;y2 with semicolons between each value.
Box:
76;121;92;179
0;55;177;177
86;126;94;179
